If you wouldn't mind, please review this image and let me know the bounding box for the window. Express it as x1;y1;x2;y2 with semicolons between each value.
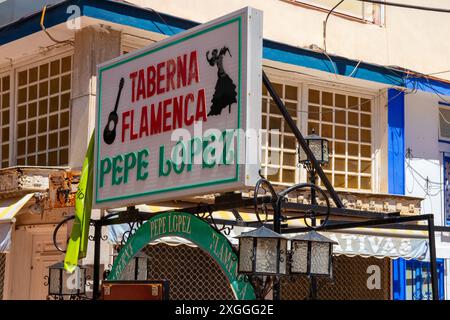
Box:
439;106;450;141
261;81;300;185
291;0;384;25
15;55;72;166
308;88;373;191
405;259;445;300
444;156;450;226
260;77;375;192
0;75;11;168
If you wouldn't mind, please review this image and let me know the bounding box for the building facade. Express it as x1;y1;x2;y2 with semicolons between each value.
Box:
0;0;449;300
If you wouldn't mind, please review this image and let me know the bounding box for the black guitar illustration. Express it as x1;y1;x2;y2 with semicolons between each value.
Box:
103;77;124;145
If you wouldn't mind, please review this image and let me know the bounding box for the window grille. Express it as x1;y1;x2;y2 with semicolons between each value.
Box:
261;82;300;185
0;75;11;168
439;107;450;141
291;1;384;25
118;244;236;300
308;88;373;191
281;255;391;300
15;55;72;166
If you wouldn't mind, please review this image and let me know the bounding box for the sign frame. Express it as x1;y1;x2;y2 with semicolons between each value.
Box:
94;7;263;209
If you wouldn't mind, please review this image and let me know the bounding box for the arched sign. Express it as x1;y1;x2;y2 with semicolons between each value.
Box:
107;212;255;300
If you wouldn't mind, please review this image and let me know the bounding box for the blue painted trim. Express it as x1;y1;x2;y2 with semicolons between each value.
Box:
388;88;406;300
392;258;406;300
387;88;405;195
262;39;404;86
437;258;445;300
439;101;450;107
444;156;450;226
439;139;450;145
402;259;446;300
2;0;450;90
406;77;450;98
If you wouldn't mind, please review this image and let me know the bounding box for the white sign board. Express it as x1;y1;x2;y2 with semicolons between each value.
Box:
94;7;263;209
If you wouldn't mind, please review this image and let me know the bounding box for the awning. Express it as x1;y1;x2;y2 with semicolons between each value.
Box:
0;193;34;252
316;232;428;261
106;207;429;261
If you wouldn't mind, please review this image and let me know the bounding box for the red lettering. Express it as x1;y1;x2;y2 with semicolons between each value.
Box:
122;111;131;142
162;99;172;132
137;69;146;101
195;89;207;122
129;72;138;103
177;55;187;89
173;96;183;129
147;66;156;98
157;62;166;95
166;59;176;92
139;106;149;138
130;110;138;140
184;93;194;126
188;51;199;86
150;103;162;135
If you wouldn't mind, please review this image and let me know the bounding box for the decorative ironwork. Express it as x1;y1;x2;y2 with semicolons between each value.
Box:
0;253;5;300
46;294;89;300
254;170;278;223
140;243;236;300
52;214;75;253
120;220;142;246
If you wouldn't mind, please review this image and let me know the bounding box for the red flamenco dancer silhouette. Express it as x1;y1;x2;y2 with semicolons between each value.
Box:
206;46;237;116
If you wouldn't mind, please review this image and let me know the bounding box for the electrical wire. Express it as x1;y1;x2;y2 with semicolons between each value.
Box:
148;8;177;35
323;0;344;52
40;5;74;46
353;0;450;13
348;60;362;78
264;62;409;115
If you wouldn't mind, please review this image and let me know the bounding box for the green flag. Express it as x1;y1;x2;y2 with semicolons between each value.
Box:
64;133;94;273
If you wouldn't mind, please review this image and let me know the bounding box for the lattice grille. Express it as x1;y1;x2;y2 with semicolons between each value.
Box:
281;255;391;300
0;253;6;300
117;244;390;300
140;244;235;300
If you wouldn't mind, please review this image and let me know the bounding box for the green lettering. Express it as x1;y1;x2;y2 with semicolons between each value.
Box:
100;157;112;188
172;141;186;174
159;145;172;177
221;129;235;165
203;134;217;169
137;149;149;181
123;152;137;184
188;137;202;172
112;155;124;185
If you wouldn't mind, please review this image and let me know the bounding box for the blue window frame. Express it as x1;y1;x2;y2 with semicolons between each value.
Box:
393;258;445;300
444;156;450;226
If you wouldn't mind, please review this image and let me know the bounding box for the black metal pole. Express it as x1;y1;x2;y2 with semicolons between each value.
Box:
272;197;282;300
92;221;102;300
427;215;439;300
282;213;434;234
262;71;344;209
309;168;318;300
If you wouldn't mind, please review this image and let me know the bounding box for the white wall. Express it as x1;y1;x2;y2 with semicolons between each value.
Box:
404;91;450;256
404;90;450;298
128;0;450;81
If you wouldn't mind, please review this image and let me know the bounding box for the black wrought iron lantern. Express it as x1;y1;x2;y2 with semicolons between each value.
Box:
298;129;330;165
236;226;288;276
47;262;86;298
289;231;337;276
